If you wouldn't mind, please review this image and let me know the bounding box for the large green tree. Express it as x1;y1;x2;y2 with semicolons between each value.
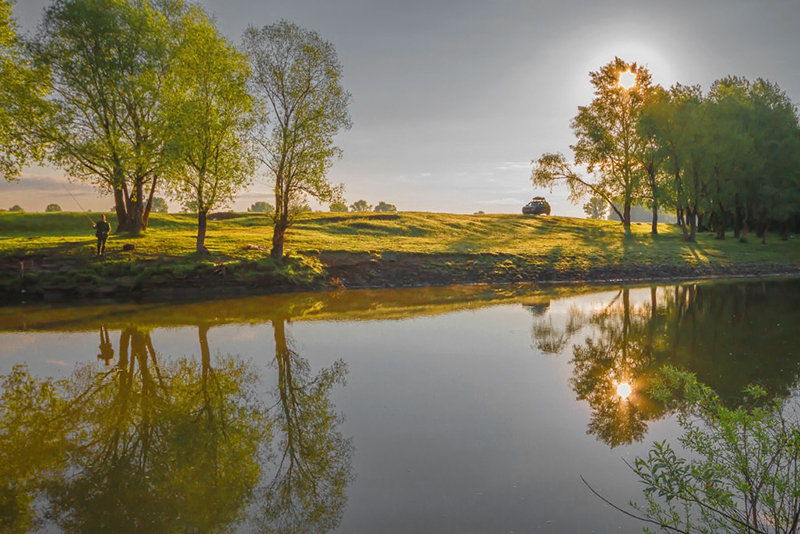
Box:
164;7;254;253
34;0;180;234
532;57;654;236
0;0;48;181
243;21;351;260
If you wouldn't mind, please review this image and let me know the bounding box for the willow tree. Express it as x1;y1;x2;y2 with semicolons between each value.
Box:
34;0;178;234
0;0;48;181
243;21;351;260
164;8;254;253
532;57;654;236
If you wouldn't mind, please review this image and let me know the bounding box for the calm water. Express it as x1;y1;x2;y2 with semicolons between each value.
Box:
1;278;798;533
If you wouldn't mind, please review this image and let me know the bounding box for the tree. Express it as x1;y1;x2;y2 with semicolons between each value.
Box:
248;201;274;214
329;201;348;212
244;21;351;260
374;201;397;212
582;197;607;219
8;204;22;212
0;0;48;182
164;8;254;253
638;84;708;241
150;197;169;214
349;199;371;212
34;0;179;234
45;203;61;212
533;58;654;236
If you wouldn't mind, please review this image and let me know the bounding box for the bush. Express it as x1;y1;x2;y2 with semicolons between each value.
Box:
329;201;348;212
616;366;800;533
349;200;371;212
45;204;62;212
151;197;169;213
8;205;23;212
248;201;274;214
374;201;397;212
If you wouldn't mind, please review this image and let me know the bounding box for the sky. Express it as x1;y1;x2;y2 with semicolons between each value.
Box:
3;0;800;216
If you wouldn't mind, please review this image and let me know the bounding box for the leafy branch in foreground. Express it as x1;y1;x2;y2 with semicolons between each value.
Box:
604;366;800;533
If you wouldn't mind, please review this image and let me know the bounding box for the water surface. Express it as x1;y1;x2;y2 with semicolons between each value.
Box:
1;278;798;533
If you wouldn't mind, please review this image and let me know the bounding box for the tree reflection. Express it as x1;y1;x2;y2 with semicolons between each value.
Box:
1;326;269;533
532;281;800;448
259;317;354;534
1;318;355;533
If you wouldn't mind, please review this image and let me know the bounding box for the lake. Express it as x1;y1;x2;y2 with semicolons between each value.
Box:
1;277;798;533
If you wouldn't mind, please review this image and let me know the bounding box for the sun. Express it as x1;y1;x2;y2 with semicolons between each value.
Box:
618;70;637;90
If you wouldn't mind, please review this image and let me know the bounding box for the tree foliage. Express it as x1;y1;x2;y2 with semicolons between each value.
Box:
626;367;800;534
0;0;48;182
248;201;274;214
374;201;397;212
533;58;654;236
328;201;347;212
44;203;61;212
536;58;800;242
150;197;168;213
33;0;179;234
583;197;607;219
349;199;371;212
163;7;254;253
243;20;351;259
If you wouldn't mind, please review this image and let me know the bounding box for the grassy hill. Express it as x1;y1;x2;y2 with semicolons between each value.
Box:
1;210;799;301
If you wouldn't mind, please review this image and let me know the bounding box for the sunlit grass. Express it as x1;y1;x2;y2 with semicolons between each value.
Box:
2;210;799;271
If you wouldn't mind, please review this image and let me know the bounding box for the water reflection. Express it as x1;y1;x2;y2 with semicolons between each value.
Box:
532;281;800;447
2;280;800;531
260;318;353;533
0;319;352;533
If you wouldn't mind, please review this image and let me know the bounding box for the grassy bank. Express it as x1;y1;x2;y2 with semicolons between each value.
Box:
1;210;799;301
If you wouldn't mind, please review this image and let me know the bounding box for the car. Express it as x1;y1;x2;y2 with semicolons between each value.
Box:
522;196;551;215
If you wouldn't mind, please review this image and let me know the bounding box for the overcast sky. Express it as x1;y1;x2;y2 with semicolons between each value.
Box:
3;0;799;215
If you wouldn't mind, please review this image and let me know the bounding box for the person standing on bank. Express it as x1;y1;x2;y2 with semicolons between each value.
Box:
92;214;110;256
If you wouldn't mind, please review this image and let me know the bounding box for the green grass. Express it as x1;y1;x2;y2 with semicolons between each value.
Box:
1;210;799;299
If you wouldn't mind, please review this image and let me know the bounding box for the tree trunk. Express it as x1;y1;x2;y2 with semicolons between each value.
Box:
685;208;697;243
759;219;769;245
623;200;632;237
650;200;658;236
196;209;209;254
142;176;158;230
271;215;288;260
113;187;129;233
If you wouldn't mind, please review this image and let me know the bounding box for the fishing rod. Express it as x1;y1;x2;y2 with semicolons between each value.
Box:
60;181;96;224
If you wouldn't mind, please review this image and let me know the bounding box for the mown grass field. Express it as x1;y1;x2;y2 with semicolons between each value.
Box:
1;210;799;302
2;210;799;267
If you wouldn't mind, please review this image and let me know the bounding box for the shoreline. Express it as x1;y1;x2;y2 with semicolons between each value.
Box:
3;251;800;305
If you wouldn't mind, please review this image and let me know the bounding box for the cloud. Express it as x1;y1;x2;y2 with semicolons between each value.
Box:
0;174;95;194
494;161;531;172
477;197;526;205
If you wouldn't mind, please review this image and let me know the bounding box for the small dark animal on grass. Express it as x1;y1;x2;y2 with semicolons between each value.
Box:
122;244;135;252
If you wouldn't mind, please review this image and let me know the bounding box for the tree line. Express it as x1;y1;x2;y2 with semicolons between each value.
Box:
0;0;350;257
533;57;800;243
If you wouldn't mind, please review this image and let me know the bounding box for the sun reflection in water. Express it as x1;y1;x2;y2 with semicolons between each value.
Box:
616;381;632;401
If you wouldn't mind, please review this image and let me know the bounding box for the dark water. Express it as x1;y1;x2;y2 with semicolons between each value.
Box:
0;278;798;533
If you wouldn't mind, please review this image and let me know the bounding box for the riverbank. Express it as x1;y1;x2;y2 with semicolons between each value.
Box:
2;211;800;302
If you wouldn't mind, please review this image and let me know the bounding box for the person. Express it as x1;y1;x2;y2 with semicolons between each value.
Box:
96;325;115;366
92;214;110;256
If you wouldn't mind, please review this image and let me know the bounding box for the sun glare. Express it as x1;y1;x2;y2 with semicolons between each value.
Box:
616;381;632;400
618;70;636;90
